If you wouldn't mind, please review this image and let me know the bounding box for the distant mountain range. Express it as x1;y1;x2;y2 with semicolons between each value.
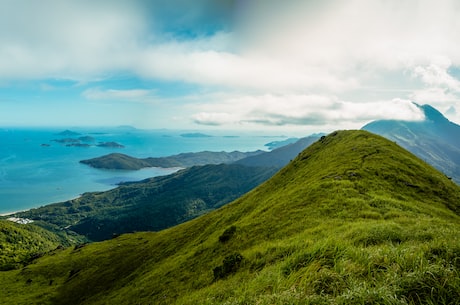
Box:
362;104;460;184
2;130;459;304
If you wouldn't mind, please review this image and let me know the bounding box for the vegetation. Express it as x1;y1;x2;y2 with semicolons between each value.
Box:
17;135;317;242
0;220;84;271
17;164;277;241
1;130;459;304
80;150;264;170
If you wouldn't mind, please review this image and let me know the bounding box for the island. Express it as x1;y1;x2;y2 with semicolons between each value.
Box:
56;130;81;136
80;151;264;170
52;138;80;144
180;132;212;138
96;142;125;148
78;136;96;142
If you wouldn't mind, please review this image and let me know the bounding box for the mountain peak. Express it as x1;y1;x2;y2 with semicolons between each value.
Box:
417;103;450;123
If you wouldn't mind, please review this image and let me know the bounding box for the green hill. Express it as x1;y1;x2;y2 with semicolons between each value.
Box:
80;150;264;170
0;220;84;271
17;164;277;241
1;130;459;304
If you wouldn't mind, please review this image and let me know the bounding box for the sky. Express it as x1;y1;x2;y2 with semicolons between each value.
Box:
1;0;460;135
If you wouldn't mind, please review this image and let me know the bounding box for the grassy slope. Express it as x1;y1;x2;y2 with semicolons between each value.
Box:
1;130;459;304
0;220;84;271
17;164;277;241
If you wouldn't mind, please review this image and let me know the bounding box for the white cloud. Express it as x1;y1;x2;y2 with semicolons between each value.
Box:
0;0;143;79
3;0;460;130
191;94;424;132
192;112;235;126
412;57;460;91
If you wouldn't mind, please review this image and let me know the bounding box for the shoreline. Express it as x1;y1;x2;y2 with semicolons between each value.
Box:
0;210;27;217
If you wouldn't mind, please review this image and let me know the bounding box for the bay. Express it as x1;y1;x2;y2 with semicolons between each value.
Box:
0;127;283;214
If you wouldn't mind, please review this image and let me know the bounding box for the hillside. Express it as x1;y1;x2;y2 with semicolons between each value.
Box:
0;220;84;271
18;136;319;241
80;150;264;170
17;164;277;241
363;103;460;184
1;130;459;304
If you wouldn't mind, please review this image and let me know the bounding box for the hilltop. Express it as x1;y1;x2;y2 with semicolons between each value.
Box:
1;130;459;304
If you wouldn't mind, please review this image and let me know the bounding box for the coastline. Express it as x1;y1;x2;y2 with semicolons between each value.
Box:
0;210;27;217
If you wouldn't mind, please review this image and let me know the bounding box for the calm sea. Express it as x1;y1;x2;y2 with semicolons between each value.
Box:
0;127;284;214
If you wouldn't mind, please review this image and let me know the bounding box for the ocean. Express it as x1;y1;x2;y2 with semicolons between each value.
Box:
0;127;284;214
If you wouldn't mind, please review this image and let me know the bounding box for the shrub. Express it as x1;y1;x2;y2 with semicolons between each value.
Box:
213;252;244;280
219;226;237;243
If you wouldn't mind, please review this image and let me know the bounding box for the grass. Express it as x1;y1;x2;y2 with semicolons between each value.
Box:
15;164;277;241
0;220;83;271
0;130;459;304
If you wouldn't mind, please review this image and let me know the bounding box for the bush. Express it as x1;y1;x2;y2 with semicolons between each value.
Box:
219;226;237;243
213;252;244;280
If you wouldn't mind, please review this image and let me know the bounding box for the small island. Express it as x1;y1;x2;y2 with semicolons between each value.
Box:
96;142;125;148
66;143;91;147
52;138;80;144
180;133;212;138
78;136;96;143
56;130;81;137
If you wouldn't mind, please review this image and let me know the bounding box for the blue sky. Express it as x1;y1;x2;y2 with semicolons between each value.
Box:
1;0;460;135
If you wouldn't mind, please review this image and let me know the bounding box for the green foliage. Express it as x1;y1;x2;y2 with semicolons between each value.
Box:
16;164;277;241
219;225;237;243
1;130;460;304
213;253;244;280
0;220;78;270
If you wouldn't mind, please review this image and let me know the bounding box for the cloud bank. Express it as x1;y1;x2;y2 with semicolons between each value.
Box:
1;0;460;130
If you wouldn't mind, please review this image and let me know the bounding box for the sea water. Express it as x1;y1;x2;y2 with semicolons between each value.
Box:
0;127;285;214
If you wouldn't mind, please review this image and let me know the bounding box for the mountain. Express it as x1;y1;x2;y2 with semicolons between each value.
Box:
80;150;264;170
235;135;319;167
2;130;459;304
362;104;460;184
17;164;278;241
264;137;299;150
